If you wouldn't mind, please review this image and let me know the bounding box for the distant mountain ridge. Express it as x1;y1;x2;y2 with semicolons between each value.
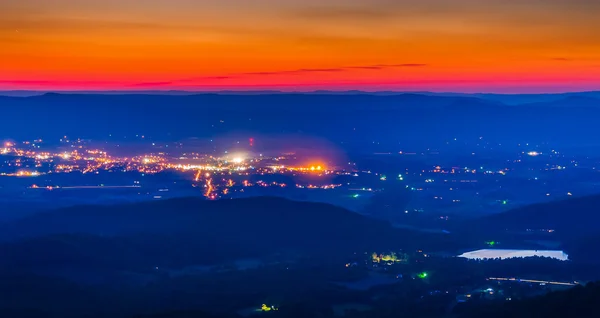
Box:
519;96;600;108
2;90;600;101
2;92;600;147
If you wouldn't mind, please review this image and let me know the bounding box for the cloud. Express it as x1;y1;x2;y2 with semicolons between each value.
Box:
388;63;429;67
129;82;173;87
0;80;111;85
163;63;429;84
178;76;234;82
0;63;430;89
295;68;345;73
0;17;186;33
241;64;427;76
0;80;53;84
348;64;428;69
291;6;395;20
244;68;345;76
550;57;600;62
346;66;384;70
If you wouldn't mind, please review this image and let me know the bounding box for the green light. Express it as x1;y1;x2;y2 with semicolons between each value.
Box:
502;200;507;205
353;194;360;198
486;241;496;246
417;272;428;279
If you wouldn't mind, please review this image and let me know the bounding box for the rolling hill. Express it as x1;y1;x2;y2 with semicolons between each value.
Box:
458;282;600;318
464;194;600;241
0;197;450;270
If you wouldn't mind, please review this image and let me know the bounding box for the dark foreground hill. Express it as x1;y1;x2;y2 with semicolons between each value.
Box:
0;197;454;270
458;282;600;318
463;194;600;241
563;234;600;264
0;196;595;318
1;196;397;242
2;196;390;238
136;282;600;318
0;197;456;318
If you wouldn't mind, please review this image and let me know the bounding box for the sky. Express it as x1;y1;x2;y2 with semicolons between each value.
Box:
1;0;600;93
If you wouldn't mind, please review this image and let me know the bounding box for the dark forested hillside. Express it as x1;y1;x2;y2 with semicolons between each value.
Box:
458;282;600;318
0;197;449;270
464;194;600;240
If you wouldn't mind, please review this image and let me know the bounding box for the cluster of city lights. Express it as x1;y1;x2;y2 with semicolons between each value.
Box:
2;140;341;200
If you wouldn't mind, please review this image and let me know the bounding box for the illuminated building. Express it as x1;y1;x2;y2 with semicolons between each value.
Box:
261;304;278;312
372;252;408;264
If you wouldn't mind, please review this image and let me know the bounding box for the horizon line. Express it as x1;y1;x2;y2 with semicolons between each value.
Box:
1;89;600;96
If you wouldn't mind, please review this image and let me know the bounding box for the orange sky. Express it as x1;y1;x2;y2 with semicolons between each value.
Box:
1;0;600;92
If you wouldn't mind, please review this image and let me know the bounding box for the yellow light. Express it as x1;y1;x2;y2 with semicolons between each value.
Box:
261;304;277;312
232;157;243;164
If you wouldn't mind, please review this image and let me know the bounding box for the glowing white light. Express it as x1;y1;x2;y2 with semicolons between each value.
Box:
458;249;568;261
232;157;243;164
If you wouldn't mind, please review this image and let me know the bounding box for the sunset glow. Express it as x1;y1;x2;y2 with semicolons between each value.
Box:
2;0;600;93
